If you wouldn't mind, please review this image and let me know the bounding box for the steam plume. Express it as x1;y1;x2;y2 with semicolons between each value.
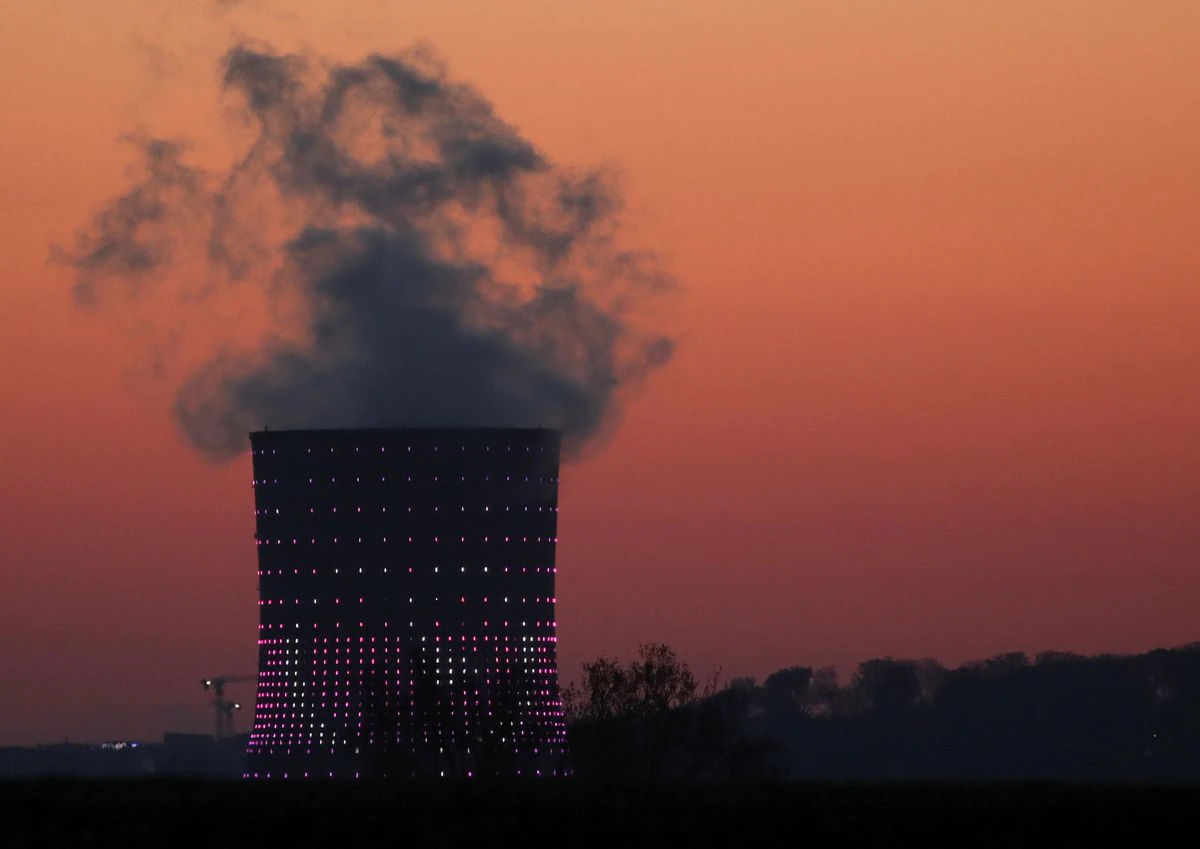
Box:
65;43;674;459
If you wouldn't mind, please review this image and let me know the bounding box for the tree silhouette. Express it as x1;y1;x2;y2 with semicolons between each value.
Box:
564;640;1200;782
852;658;920;715
763;666;812;722
562;642;701;722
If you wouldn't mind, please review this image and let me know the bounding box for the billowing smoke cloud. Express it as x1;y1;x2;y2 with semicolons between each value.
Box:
65;43;674;459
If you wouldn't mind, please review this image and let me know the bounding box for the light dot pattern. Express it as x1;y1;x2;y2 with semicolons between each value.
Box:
244;428;568;779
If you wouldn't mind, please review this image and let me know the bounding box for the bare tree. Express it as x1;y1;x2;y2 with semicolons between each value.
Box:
563;643;701;722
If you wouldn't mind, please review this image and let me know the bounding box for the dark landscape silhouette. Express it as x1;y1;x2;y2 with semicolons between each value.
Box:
563;641;1200;782
6;639;1200;784
6;640;1200;846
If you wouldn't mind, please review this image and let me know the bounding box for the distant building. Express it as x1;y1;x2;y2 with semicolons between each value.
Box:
245;428;567;778
0;735;247;779
0;742;150;778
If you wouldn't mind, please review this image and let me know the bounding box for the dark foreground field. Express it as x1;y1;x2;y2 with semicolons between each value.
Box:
3;780;1197;847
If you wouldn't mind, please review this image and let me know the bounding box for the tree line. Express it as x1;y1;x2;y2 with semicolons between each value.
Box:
561;642;1200;781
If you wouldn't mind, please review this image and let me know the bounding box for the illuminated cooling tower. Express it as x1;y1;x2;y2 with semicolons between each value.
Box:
245;428;567;778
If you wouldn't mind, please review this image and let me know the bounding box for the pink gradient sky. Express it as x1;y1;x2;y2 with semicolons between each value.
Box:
1;1;1198;743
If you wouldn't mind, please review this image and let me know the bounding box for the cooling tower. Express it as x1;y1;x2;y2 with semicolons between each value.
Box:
244;428;567;778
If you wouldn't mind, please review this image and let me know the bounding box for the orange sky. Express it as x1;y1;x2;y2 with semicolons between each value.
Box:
2;0;1199;744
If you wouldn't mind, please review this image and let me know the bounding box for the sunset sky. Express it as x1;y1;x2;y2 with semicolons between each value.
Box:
2;0;1199;744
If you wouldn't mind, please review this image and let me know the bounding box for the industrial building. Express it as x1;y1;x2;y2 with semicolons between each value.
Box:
245;428;567;778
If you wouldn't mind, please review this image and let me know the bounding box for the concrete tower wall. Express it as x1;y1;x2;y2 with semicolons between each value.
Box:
245;428;566;778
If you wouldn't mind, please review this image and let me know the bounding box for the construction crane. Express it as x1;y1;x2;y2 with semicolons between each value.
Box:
202;675;255;740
